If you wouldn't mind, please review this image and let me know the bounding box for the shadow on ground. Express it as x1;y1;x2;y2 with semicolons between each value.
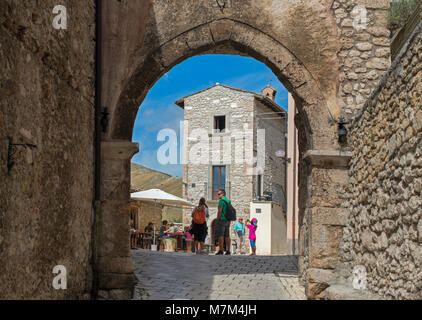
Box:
131;250;306;300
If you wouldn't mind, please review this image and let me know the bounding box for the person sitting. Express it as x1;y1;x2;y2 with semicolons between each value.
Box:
167;223;176;235
139;222;153;249
144;222;154;236
159;220;170;239
158;221;169;251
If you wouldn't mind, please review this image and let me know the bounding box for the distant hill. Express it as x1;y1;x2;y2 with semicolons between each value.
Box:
130;163;183;223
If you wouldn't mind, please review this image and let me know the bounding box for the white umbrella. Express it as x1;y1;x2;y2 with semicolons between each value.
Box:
131;189;194;246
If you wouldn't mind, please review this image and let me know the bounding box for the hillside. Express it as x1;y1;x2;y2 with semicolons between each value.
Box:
130;163;183;223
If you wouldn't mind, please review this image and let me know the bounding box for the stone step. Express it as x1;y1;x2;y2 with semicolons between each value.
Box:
324;281;383;300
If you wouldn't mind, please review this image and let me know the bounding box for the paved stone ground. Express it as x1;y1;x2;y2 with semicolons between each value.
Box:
132;250;307;300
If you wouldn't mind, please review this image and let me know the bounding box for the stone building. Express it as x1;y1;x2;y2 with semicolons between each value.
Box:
175;84;287;246
130;200;163;232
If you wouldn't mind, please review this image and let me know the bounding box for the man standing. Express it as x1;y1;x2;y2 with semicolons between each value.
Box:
215;189;231;255
233;217;245;254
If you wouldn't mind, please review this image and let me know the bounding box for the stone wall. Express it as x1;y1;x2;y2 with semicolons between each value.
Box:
340;22;422;300
296;0;392;299
0;1;96;299
334;0;391;121
131;201;163;231
254;100;286;209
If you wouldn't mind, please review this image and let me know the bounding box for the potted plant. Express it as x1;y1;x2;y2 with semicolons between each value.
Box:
389;0;422;59
388;0;419;34
163;238;177;252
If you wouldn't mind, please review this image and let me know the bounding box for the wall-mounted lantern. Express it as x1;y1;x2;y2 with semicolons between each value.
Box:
275;149;291;163
338;117;348;144
275;150;292;163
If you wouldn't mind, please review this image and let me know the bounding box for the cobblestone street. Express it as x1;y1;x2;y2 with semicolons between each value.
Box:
132;250;306;300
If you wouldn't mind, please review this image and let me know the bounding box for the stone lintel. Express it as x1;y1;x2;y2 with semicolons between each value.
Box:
101;140;139;160
304;150;352;168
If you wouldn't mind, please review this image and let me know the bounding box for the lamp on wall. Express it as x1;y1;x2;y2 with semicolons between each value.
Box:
337;117;348;144
275;149;291;163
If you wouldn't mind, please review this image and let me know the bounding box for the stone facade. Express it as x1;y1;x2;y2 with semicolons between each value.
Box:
334;0;392;121
0;1;95;299
178;85;286;249
255;94;287;210
340;22;422;300
131;201;163;231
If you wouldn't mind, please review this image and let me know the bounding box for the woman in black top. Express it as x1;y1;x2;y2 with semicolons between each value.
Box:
191;198;209;254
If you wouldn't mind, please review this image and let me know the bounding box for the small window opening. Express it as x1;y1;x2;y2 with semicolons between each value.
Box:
214;116;226;132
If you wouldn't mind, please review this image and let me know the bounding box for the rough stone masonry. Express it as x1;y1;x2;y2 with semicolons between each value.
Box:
0;0;96;299
339;22;422;300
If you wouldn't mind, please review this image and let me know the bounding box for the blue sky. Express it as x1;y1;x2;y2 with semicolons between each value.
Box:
132;54;288;177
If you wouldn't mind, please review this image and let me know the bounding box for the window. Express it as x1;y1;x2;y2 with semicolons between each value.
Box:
212;166;226;200
214;115;226;133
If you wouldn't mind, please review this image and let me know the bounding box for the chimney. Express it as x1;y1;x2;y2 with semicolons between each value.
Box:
261;85;277;101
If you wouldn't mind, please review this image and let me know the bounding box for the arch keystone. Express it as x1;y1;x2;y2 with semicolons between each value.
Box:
154;37;191;69
185;24;214;51
210;19;234;43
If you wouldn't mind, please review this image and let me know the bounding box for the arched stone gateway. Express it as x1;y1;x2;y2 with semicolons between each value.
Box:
110;19;328;146
95;0;390;299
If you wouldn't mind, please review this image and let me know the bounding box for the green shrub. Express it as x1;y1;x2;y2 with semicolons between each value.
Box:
172;217;182;223
388;0;420;31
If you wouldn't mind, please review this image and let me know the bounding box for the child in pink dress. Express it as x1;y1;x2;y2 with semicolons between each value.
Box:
186;229;193;241
183;226;193;252
246;218;258;256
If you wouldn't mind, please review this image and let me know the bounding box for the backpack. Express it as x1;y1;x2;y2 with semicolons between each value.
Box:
222;199;236;221
193;206;206;224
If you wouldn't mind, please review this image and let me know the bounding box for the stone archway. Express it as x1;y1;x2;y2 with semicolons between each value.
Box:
97;3;353;300
110;19;331;147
